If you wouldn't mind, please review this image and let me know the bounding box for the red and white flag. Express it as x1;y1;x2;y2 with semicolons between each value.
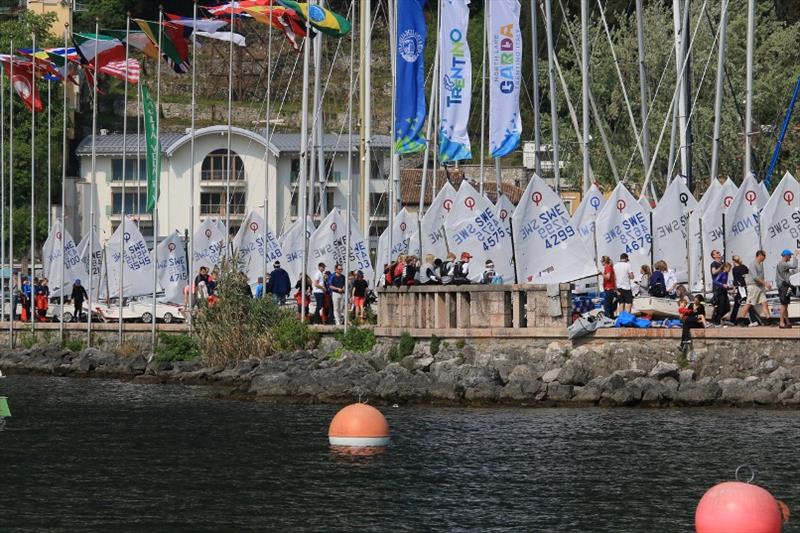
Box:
99;58;140;84
0;57;44;112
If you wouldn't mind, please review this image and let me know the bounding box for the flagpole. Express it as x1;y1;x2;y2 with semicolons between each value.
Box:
530;0;542;177
299;12;311;322
136;77;141;218
308;6;319;228
263;0;273;298
47;81;51;228
152;8;164;352
225;11;235;251
544;0;561;192
119;14;131;345
30;31;36;333
710;0;729;184
417;7;441;222
87;20;100;347
189;0;197;330
431;0;441;199
478;3;487;195
0;46;5;325
387;0;396;260
313;3;325;216
581;0;590;194
744;0;755;179
8;40;14;347
59;24;68;342
344;0;355;333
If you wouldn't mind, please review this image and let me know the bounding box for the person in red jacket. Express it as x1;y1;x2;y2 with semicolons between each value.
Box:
601;256;616;319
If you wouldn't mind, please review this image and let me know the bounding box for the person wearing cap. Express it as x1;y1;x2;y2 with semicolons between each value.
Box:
776;249;798;328
480;260;496;284
267;260;291;306
453;252;472;285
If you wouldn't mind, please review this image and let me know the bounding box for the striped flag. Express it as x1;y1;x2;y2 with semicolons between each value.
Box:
72;33;126;69
276;0;351;37
134;20;190;74
99;58;140;84
244;5;306;51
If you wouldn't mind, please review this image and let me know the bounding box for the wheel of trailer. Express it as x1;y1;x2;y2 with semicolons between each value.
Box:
62;312;73;323
163;312;174;324
141;312;153;324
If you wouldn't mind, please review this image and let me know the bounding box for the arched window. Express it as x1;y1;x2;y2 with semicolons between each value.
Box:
201;149;245;181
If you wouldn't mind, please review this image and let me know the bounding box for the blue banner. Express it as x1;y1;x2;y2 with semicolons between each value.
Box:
394;0;427;154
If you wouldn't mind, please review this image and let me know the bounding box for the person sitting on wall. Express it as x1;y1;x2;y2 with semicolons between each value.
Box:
402;256;418;286
440;253;456;285
480;260;496;284
679;293;707;353
452;252;472;285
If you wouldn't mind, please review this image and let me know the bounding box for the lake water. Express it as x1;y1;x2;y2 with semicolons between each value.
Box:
0;375;798;532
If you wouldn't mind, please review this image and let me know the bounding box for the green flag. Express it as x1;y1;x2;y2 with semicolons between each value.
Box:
141;84;161;212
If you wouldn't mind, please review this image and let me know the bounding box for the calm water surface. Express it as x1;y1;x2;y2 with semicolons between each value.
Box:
1;375;798;532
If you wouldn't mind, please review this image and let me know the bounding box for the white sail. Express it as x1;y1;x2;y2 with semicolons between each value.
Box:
374;207;415;285
278;216;315;286
232;210;284;288
417;181;457;261
760;172;800;286
494;193;516;238
193;218;226;273
595;182;652;274
105;216;156;299
77;230;102;300
155;232;189;304
307;208;374;286
687;179;722;291
41;221;84;296
572;183;605;254
725;173;763;261
652;178;696;282
700;178;738;287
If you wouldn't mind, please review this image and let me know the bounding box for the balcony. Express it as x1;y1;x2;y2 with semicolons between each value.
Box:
200;170;247;188
199;204;246;218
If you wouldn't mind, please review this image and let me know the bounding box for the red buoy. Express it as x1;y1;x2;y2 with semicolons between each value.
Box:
695;481;784;533
328;403;390;447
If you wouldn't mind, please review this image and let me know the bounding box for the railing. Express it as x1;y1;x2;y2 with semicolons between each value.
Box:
201;170;245;181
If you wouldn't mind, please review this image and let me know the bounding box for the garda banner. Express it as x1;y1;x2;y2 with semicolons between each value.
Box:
278;216;315;287
193;218;226;272
307;208;374;286
595;183;652;275
725;173;763;261
375;207;415;285
444;181;514;283
156;232;188;304
512;175;597;284
77;230;103;300
416;181;457;260
394;0;428;154
494;193;515;238
700;178;738;288
488;0;522;158
652;178;696;282
438;0;472;162
761;172;800;286
687;180;721;291
233;210;284;288
42;220;84;296
572;183;605;254
105;216;155;298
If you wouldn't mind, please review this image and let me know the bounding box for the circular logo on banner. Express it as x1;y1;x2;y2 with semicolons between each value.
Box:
784;191;795;206
589;196;601;210
123;232;131;242
331;223;338;232
616;199;626;213
250;222;259;233
499;209;508;221
443;199;453;212
308;4;326;22
56;231;62;240
723;195;733;208
745;190;757;205
400;222;407;232
531;192;542;206
12;75;31;100
168;242;176;252
679;192;689;206
464;197;476;210
399;30;424;63
205;229;213;239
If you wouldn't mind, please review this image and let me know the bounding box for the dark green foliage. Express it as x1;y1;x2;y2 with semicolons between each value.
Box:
62;338;84;352
272;314;319;353
336;326;376;353
429;334;441;356
155;333;201;363
397;331;415;358
455;339;466;350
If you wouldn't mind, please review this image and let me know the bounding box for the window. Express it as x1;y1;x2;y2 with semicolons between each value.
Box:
201;149;245;181
111;158;147;181
290;158;300;183
112;192;148;214
200;192;246;215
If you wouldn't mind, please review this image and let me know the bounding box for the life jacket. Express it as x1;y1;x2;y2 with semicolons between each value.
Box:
392;263;405;287
384;262;397;286
453;261;467;281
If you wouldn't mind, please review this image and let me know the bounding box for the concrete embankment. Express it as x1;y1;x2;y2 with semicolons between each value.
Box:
2;334;800;407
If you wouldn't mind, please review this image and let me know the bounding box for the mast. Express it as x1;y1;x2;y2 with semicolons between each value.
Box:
681;0;693;189
30;31;36;332
8;40;14;346
359;0;372;242
530;0;542;177
710;0;729;184
0;40;4;323
387;0;397;254
344;0;355;333
580;0;590;193
151;8;164;351
744;0;755;178
544;0;561;191
59;24;68;342
263;0;272;297
299;6;312;321
118;15;131;345
88;22;99;345
672;0;688;180
189;1;197;329
225;11;235;250
478;3;487;193
635;0;651;184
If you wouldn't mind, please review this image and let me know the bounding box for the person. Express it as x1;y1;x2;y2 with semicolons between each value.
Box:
35;278;50;322
710;249;723;279
663;263;680;298
440;252;456;285
740;250;770;326
351;270;369;324
21;277;31;321
452;252;471;285
207;269;218;296
71;279;88;322
729;255;749;325
711;262;731;325
635;265;652;297
402;256;418;286
267;261;291;305
294;275;312;320
776;249;798;329
195;267;210;294
601;256;616;318
329;264;346;325
239;272;253;298
420;254;440;285
481;260;496;284
679;294;707;352
254;276;265;299
649;262;667;297
613;254;634;314
312;262;326;324
392;255;406;287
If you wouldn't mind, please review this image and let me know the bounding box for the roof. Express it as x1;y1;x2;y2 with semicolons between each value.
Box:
76;133;186;157
400;168;523;206
264;132;392;153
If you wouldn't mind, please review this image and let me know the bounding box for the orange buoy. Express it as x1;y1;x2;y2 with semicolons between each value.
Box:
695;481;784;533
328;403;390;447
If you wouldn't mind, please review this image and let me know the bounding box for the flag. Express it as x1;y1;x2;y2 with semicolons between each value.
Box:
0;57;44;112
134;20;190;74
204;0;269;17
99;58;140;84
166;13;229;33
244;5;307;51
488;0;522;158
15;49;63;81
276;0;351;38
141;85;161;212
394;0;427;154
438;0;472;162
194;31;246;47
73;33;126;69
104;30;161;61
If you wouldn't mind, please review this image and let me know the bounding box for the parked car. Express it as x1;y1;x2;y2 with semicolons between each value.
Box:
96;297;185;324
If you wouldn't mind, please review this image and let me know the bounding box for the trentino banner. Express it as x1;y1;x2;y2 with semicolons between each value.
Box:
394;0;428;154
488;0;522;158
438;0;472;162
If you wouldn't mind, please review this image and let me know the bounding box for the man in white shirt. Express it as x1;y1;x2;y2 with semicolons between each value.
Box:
613;253;635;314
312;262;326;324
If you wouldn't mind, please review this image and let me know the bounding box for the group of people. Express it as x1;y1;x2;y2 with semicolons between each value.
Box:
600;254;685;318
17;277;51;322
382;252;504;287
293;263;370;325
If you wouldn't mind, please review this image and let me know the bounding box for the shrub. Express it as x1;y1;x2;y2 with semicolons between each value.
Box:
271;314;318;352
429;335;441;356
455;338;466;350
397;331;415;358
20;332;37;349
63;338;84;352
155;333;201;363
337;326;376;353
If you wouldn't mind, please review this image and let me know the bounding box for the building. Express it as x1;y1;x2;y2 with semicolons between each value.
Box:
75;126;391;251
399;168;524;215
23;0;73;34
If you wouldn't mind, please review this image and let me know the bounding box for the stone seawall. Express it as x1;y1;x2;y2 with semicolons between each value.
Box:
2;335;800;407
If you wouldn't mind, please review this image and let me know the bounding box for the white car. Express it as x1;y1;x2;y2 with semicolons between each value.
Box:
96;298;185;324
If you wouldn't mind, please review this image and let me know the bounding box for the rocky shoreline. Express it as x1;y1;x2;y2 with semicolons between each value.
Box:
1;337;800;407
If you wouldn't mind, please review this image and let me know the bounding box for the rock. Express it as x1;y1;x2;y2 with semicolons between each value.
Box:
675;381;721;406
660;377;679;391
612;368;646;380
678;369;695;383
719;378;750;403
413;356;435;372
249;373;291;397
748;387;778;405
602;378;649;406
499;380;542;401
603;373;626;392
557;360;592;386
778;383;800;401
545;382;573;402
507;364;538;383
649;361;679;380
542;368;561;383
769;366;792;382
632;377;671;404
572;377;605;403
760;359;778;372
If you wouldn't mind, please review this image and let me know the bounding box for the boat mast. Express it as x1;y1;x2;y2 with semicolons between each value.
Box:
580;0;590;193
710;0;729;184
530;0;542;177
744;0;755;179
544;0;560;191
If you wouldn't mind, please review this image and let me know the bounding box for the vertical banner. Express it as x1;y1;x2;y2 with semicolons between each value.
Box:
233;210;284;287
512;175;597;283
438;0;472;162
192;218;225;272
652;178;696;282
394;0;428;154
141;84;161;211
278;216;315;287
105;216;155;298
307;208;374;286
42;221;84;296
595;183;652;275
760;172;800;286
156;232;188;304
488;0;522;158
725;173;763;261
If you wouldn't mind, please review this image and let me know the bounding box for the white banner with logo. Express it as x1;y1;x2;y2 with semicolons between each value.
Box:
512;175;597;284
77;230;103;299
193;218;226;273
488;0;522;158
445;181;514;282
595;182;652;274
700;178;738;285
42;221;84;296
307;208;374;286
761;172;800;286
278;216;315;287
725;173;763;261
652;178;696;282
438;0;472;162
156;232;189;304
233;210;284;287
105;216;156;299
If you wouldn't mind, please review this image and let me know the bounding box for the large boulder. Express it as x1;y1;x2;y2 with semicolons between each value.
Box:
542;368;561;383
545;382;573;402
649;361;679;380
557;360;592;386
674;379;721;406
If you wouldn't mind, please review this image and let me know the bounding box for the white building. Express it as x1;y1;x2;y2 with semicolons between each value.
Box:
75;126;391;251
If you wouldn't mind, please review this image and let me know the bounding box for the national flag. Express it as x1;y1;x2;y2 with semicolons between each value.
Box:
276;0;351;38
166;13;228;33
99;58;141;84
204;1;269;17
244;5;306;50
134;20;190;74
0;56;44;112
16;48;63;81
44;50;80;84
72;33;126;69
104;30;161;61
141;84;161;211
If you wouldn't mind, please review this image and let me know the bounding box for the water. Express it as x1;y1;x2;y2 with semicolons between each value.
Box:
1;376;798;532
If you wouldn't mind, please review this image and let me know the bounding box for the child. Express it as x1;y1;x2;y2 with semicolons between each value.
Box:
680;294;706;352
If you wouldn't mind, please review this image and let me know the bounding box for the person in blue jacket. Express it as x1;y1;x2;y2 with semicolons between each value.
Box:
267;261;291;305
